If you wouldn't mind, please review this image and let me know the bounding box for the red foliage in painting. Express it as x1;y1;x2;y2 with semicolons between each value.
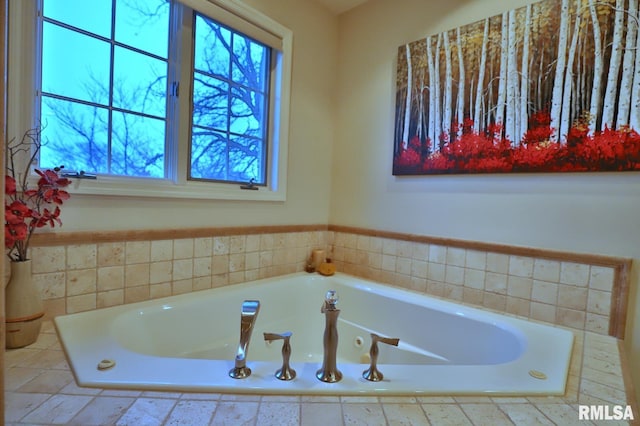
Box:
522;110;552;146
395;147;421;168
512;143;559;171
581;127;640;170
394;136;422;170
393;111;640;175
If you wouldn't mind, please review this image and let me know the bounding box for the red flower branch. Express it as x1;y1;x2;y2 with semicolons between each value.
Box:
5;128;72;261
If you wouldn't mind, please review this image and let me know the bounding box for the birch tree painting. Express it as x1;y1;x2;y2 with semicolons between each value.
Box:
393;0;640;175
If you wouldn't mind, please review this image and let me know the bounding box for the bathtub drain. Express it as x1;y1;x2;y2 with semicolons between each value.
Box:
528;369;547;380
97;359;116;371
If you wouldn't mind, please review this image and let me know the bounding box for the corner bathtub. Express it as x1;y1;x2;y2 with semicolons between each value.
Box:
54;272;574;396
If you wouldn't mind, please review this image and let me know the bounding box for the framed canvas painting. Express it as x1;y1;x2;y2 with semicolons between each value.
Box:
393;0;640;175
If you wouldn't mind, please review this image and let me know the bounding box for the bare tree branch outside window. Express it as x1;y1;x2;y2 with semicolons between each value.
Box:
38;0;271;184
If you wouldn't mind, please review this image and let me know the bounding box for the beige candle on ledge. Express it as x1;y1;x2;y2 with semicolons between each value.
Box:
311;249;325;269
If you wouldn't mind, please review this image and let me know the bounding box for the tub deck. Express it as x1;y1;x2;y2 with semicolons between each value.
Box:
4;320;637;425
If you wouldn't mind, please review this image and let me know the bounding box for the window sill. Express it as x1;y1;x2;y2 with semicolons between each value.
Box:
64;176;286;202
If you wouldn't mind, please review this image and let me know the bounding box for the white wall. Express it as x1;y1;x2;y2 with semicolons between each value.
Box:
330;0;640;403
10;0;337;231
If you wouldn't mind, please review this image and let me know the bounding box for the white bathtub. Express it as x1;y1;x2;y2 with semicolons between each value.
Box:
54;272;573;396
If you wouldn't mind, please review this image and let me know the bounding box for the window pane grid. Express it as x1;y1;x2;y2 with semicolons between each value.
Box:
39;0;169;178
189;11;270;184
41;20;168;62
35;0;284;194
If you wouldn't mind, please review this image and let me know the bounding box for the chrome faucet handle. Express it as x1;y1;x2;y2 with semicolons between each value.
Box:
263;331;296;381
362;333;400;382
321;290;339;312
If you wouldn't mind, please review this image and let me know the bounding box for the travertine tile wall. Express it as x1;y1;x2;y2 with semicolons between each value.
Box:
24;228;620;337
26;231;328;318
7;231;639;424
329;231;618;335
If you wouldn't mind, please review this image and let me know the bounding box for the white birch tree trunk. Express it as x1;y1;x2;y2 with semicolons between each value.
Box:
580;36;588;113
434;34;442;147
469;76;475;125
550;0;569;142
487;58;494;130
601;0;625;130
426;36;437;149
474;18;489;133
456;27;465;139
443;31;453;142
417;72;424;141
631;10;640;130
588;0;604;135
617;0;638;128
537;48;544;114
402;44;412;149
505;9;518;144
495;12;509;141
560;0;582;141
519;5;531;143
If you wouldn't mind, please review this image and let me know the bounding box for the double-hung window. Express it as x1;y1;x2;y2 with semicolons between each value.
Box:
10;0;292;200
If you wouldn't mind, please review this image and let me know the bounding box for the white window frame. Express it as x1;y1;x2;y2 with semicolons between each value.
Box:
7;0;292;201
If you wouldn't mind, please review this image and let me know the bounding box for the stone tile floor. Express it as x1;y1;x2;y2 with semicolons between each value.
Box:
4;321;636;425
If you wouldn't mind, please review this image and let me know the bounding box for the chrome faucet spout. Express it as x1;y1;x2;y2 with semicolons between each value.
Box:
316;290;342;383
229;300;260;379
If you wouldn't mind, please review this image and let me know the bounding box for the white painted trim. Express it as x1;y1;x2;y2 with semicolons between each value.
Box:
8;0;293;202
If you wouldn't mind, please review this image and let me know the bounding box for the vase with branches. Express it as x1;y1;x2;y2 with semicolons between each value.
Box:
4;127;72;348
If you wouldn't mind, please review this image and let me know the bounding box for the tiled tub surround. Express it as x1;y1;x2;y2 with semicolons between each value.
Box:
24;227;329;319
24;225;630;342
329;227;631;340
5;225;638;423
